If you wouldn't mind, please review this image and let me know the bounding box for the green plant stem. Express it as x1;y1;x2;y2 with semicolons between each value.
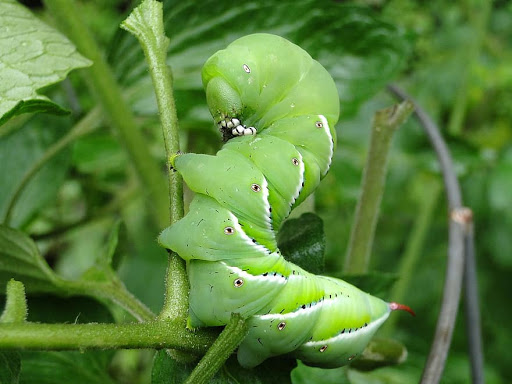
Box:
0;321;216;352
0;280;27;323
120;0;188;325
120;0;183;226
381;179;442;336
344;101;414;274
3;107;102;225
16;230;155;322
32;263;155;323
447;0;491;136
65;279;156;323
184;314;248;384
43;0;168;229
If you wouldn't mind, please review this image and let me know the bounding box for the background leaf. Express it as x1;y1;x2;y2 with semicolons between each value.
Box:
109;0;409;119
16;295;116;384
0;120;71;228
277;213;325;275
0;351;20;384
151;351;296;384
0;0;91;126
0;225;59;294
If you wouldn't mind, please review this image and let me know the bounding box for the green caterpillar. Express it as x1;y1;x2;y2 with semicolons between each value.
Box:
159;33;413;369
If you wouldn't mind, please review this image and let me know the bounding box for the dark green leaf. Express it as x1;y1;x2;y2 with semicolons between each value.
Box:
222;356;296;384
110;0;409;118
151;351;181;384
0;122;71;227
0;100;69;128
291;361;350;384
277;213;325;275
0;225;60;294
0;351;20;384
24;295;114;324
0;0;91;126
151;351;296;384
349;337;408;372
19;351;115;384
81;220;125;283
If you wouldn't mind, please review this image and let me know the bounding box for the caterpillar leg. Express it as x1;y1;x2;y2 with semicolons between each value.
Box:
217;117;257;137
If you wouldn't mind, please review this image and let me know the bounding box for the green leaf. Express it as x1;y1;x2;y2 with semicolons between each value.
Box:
98;219;123;270
0;225;60;294
24;295;114;324
151;351;178;384
349;337;408;372
152;352;296;384
291;361;350;384
110;0;409;118
19;351;115;384
0;122;71;227
0;0;91;126
72;132;126;176
0;351;20;384
277;213;325;275
221;356;296;384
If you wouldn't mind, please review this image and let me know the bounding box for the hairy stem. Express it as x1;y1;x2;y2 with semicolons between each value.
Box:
0;280;27;323
120;0;188;326
184;314;248;384
344;101;414;274
3;107;102;225
0;321;216;352
43;0;168;229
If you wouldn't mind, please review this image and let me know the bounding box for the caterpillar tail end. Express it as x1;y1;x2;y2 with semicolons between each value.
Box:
389;302;416;317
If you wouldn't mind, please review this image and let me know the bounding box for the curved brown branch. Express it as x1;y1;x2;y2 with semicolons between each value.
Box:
387;84;483;384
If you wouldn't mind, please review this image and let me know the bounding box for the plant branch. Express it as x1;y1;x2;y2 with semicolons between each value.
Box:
0;280;27;323
43;0;169;229
462;210;485;384
388;84;483;384
63;279;156;323
0;321;216;352
120;0;188;326
3;107;102;225
184;314;248;384
344;101;414;274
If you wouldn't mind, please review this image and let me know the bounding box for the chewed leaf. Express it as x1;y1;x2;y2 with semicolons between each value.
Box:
0;0;92;126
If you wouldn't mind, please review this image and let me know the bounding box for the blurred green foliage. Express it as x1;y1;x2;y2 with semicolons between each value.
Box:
0;0;510;383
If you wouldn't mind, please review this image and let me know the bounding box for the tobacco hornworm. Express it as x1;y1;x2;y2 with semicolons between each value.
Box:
159;33;413;368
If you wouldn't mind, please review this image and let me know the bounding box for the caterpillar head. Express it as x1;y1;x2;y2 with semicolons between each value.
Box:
204;76;250;142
